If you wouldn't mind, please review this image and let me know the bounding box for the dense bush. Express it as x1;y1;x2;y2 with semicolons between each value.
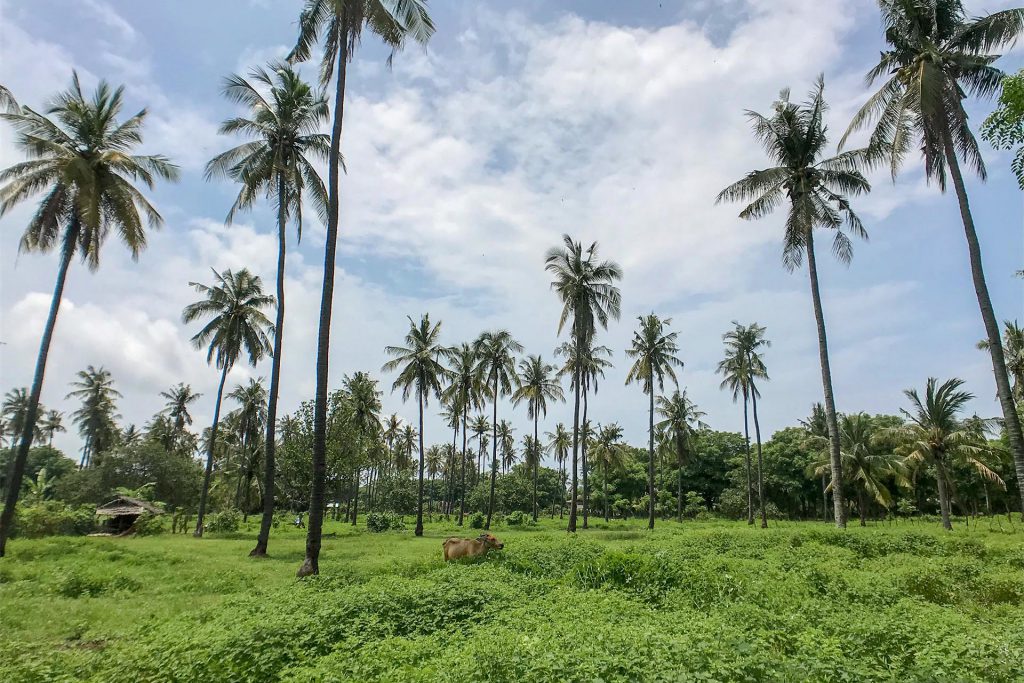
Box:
204;509;241;533
468;511;485;529
12;502;95;538
366;512;406;533
503;510;534;527
132;513;167;536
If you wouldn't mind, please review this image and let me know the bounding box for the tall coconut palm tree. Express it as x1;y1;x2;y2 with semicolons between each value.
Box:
442;343;484;525
288;0;435;578
382;413;402;473
473;330;522;529
545;234;622;532
656;389;708;523
344;371;381;525
978;321;1024;403
717;322;771;527
717;78;871;528
799;402;832;521
843;0;1024;517
891;378;1004;530
67;366;122;469
227;378;268;516
0;73;179;556
497;421;516;474
512;354;564;521
382;314;449;537
160;383;202;452
590;423;629;522
813;413;906;526
625;313;683;530
548;423;571;518
182;268;274;538
1;389;40;449
425;445;444;518
39;409;65;447
470;415;491;487
206;63;329;558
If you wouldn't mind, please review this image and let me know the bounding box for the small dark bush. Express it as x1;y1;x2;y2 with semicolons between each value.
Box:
504;511;534;527
366;512;406;533
205;509;241;533
469;512;485;529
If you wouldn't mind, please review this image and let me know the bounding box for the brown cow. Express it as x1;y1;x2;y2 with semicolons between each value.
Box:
442;533;504;561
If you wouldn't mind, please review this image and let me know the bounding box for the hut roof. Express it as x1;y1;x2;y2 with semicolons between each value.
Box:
95;496;164;517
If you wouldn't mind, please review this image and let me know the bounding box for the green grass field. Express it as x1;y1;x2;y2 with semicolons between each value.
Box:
2;517;1023;682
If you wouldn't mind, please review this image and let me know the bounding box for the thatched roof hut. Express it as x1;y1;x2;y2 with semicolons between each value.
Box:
96;496;163;533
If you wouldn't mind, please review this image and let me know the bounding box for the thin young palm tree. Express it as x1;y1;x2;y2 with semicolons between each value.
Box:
182;268;274;538
625;313;683;530
843;0;1024;516
512;354;564;521
344;371;381;525
473;330;522;529
656;389;708;523
800;403;832;521
288;0;435;578
442;343;484;525
548;423;571;518
0;73;179;556
1;389;41;449
717;77;871;528
39;409;65;446
382;314;449;537
382;413;402;473
206;62;329;558
470;414;491;487
227;378;268;516
590;423;629;522
545;234;622;532
66;366;122;469
160;383;202;452
718;322;771;527
891;378;1004;530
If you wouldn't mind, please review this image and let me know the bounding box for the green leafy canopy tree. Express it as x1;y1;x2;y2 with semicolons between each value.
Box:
981;68;1024;188
0;73;178;556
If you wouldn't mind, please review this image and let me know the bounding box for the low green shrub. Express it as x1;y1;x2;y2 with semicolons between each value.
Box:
12;502;95;538
366;512;406;533
468;512;485;529
132;513;166;536
53;568;142;598
205;509;241;534
503;510;534;527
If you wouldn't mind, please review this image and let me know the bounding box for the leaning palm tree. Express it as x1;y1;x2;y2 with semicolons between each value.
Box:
160;383;202;451
890;378;1005;530
844;0;1024;516
442;343;484;525
545;235;622;532
382;314;449;537
39;409;65;446
656;389;708;522
67;366;122;468
717;322;771;527
590;423;629;522
473;330;522;529
0;73;179;556
182;268;274;538
288;0;435;578
625;314;683;530
717;77;871;528
512;354;564;521
547;423;571;518
206;62;329;558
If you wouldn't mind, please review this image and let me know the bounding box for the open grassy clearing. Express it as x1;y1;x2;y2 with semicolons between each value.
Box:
2;519;1023;682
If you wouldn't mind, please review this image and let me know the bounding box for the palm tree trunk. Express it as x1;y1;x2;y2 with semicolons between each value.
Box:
936;466;952;531
858;489;867;527
415;388;426;536
559;456;566;520
805;230;847;528
742;390;753;525
568;371;581;533
251;176;288;557
582;389;590;529
485;379;499;530
751;387;767;529
0;221;78;557
647;386;656;530
351;466;360;526
459;405;468;526
194;362;229;538
603;461;609;523
942;131;1024;519
299;29;349;578
821;474;830;522
677;439;684;523
532;414;540;522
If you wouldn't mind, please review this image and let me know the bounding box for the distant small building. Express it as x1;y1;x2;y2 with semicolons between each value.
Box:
95;496;164;534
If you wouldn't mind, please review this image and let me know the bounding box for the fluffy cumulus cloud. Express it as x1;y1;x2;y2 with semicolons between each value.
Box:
1;0;1019;462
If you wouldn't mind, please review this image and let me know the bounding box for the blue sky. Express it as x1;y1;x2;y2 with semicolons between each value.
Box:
1;0;1021;465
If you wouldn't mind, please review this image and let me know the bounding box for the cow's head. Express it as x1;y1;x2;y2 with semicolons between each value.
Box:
476;533;504;550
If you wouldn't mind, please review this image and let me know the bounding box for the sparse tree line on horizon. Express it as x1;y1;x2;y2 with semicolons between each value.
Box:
0;2;1022;579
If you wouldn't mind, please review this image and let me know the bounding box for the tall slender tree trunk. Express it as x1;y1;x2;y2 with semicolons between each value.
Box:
568;372;581;533
251;176;288;557
805;230;847;528
751;387;767;529
459;406;468;526
857;489;867;527
485;379;499;530
0;222;79;557
647;386;656;530
532;414;540;522
559;456;566;519
195;363;230;538
582;390;590;529
936;467;952;531
821;474;830;522
742;390;754;525
299;31;349;578
677;438;684;523
603;461;609;522
943;132;1024;519
415;388;426;536
351;466;360;526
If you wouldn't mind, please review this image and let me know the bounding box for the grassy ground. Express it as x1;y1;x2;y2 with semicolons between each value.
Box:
1;515;1022;682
